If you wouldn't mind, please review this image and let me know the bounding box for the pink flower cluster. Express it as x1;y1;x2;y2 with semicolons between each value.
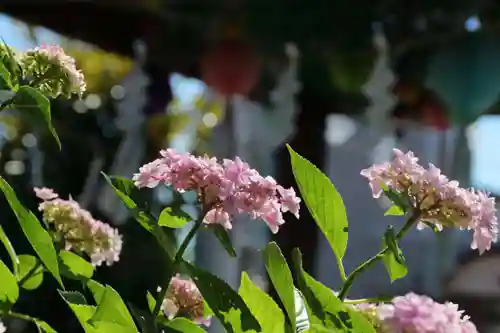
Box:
20;44;86;97
361;149;498;254
34;187;122;266
161;274;212;326
133;149;301;233
356;293;477;333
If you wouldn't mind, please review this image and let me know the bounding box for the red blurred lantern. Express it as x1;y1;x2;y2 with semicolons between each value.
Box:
392;79;421;106
421;100;449;131
201;38;261;97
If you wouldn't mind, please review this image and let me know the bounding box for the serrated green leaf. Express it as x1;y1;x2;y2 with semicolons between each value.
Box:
59;290;98;333
291;249;375;333
0;259;19;308
166;317;205;333
287;145;348;263
87;280;106;304
183;261;261;333
158;207;190;228
91;285;137;332
208;224;236;257
14;86;61;149
384;205;405;216
18;254;44;290
381;227;407;282
0;177;63;287
101;173;176;258
239;272;286;333
263;242;296;331
59;250;94;281
35;320;58;333
0;224;19;275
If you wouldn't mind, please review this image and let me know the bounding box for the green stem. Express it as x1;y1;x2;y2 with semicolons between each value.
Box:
152;217;204;317
0;310;36;323
344;296;392;305
0;225;19;276
337;212;420;300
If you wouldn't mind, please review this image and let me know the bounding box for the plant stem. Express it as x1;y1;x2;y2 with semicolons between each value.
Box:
152;217;204;317
344;296;392;305
337;212;420;300
0;310;36;324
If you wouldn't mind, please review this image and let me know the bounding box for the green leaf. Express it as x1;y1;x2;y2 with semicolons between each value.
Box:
263;242;296;331
208;224;237;257
291;249;375;333
59;250;94;281
17;254;44;290
384;205;405;216
287;145;348;262
87;280;106;304
0;259;19;308
0;62;12;89
14;86;61;149
183;261;261;333
158;207;190;228
238;272;286;333
146;291;156;313
381;185;408;213
101;173;176;258
0;177;63;287
0;224;19;275
59;291;98;333
35;320;58;333
91;321;134;333
166;317;206;333
91;285;138;333
294;288;310;333
381;226;408;282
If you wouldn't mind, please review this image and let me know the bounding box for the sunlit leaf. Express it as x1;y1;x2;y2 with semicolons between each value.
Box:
165;317;205;333
381;226;408;282
287;145;348;264
263;242;296;331
0;259;19;309
291;249;375;333
0;177;62;287
184;261;261;333
91;285;138;333
238;272;286;333
59;250;94;281
18;254;44;290
158;207;190;229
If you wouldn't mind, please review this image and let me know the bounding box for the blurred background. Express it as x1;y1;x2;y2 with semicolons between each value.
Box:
1;0;500;332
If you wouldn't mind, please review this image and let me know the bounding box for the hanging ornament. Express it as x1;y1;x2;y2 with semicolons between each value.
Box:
392;79;421;106
421;99;449;131
427;33;500;124
329;46;377;94
201;38;261;97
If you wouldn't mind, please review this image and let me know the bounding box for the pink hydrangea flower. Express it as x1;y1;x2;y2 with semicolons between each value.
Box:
133;149;301;233
34;187;122;266
19;44;86;98
361;149;498;254
367;293;478;333
161;274;212;326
